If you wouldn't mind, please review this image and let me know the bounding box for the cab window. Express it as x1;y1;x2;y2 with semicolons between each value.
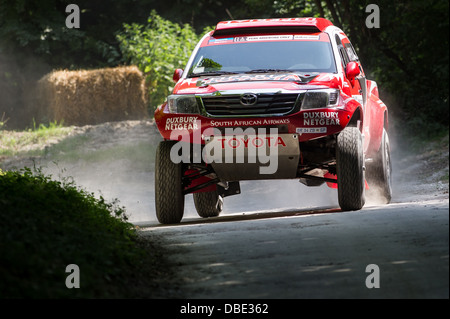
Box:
344;43;359;62
334;34;350;68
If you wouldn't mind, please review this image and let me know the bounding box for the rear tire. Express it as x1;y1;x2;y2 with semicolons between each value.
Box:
155;141;185;224
336;126;366;211
193;190;223;218
366;128;392;204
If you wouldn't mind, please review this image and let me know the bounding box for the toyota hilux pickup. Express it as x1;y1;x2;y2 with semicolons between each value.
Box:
154;18;392;224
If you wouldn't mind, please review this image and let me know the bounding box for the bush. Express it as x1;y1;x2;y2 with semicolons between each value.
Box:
0;168;165;298
117;11;207;113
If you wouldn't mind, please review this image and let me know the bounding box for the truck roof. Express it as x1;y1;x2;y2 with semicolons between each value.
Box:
212;18;334;36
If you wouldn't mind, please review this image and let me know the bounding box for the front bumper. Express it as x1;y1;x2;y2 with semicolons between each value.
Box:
155;104;354;144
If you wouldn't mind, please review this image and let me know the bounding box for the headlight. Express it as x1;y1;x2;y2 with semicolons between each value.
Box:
167;95;200;114
301;89;340;110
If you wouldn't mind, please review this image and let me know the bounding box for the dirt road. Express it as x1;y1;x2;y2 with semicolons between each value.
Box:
139;139;448;298
142;198;448;299
1;120;448;298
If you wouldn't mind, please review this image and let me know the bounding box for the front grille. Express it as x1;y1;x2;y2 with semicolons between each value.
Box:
200;93;300;116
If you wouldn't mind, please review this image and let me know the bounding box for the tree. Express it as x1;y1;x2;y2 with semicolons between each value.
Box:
117;11;205;111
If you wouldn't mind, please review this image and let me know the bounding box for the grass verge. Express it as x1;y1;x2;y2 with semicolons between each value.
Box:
0;122;73;157
0;167;177;298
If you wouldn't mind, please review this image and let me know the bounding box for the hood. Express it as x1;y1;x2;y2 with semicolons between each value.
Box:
173;72;344;94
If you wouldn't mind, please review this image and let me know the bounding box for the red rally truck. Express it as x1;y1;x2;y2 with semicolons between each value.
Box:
154;18;392;224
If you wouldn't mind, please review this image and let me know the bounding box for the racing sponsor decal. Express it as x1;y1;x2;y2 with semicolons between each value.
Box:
210;118;290;127
294;35;320;40
216;135;287;149
198;73;302;85
169;126;283;175
232;35;321;42
208;37;234;44
296;127;327;134
240;35;293;41
165;116;199;130
231;35;321;43
303;111;340;126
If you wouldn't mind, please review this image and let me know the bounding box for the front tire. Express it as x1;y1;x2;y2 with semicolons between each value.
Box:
336;126;366;211
155;141;185;224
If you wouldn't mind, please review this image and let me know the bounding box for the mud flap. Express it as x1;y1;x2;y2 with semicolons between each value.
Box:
325;172;369;190
324;172;338;189
217;181;241;197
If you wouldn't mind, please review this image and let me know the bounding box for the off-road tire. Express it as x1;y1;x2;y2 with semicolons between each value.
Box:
336;126;366;211
366;128;392;204
155;141;184;224
193;190;223;218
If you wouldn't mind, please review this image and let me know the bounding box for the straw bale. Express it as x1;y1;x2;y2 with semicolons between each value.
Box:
35;66;148;126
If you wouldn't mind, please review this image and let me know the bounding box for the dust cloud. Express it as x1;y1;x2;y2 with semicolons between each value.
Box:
25;120;340;224
40;157;340;224
3;119;447;225
0;53;52;130
42;159;157;223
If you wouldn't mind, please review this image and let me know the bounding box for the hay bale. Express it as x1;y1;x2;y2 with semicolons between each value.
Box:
35;66;148;126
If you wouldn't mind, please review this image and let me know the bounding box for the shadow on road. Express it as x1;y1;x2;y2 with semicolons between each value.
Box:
138;205;342;228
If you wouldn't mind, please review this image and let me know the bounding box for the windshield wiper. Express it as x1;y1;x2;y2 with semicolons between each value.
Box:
188;71;241;77
244;69;293;74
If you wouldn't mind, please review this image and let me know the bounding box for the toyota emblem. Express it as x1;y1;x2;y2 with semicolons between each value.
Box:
240;93;258;106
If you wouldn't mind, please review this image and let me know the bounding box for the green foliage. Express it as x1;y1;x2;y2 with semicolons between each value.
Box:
364;0;449;137
0;168;156;298
117;11;206;112
0;0;129;68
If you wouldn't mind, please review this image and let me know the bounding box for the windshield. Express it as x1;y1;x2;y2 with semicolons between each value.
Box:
187;38;337;77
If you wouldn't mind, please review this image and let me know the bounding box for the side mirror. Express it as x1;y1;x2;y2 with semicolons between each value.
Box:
345;61;360;81
173;69;183;83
